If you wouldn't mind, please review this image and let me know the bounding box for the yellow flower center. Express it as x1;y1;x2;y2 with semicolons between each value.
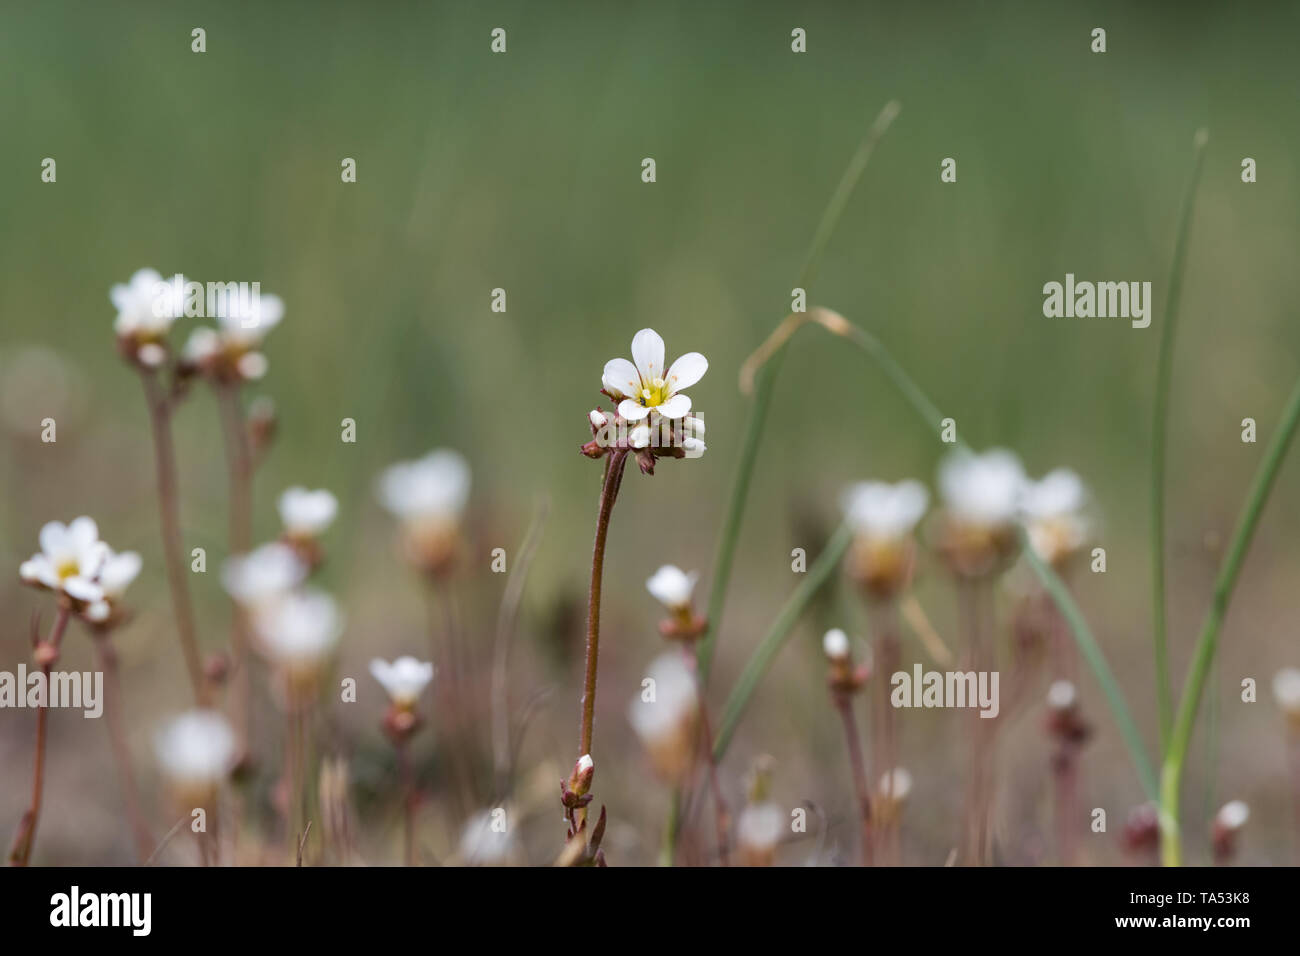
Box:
56;559;79;580
640;377;669;407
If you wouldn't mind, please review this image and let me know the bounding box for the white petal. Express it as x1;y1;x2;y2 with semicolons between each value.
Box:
665;352;708;393
630;328;665;383
619;399;650;421
656;393;691;419
67;516;100;555
630;424;651;448
601;358;641;399
64;576;104;603
38;521;70;558
682;437;706;459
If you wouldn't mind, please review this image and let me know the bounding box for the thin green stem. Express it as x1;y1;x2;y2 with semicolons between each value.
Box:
1021;530;1158;800
695;99;900;689
712;524;852;761
1150;129;1208;752
1160;375;1300;866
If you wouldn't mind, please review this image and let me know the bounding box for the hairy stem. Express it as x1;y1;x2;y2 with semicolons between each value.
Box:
575;450;629;828
142;373;208;705
1149;129;1209;752
1160;374;1300;866
217;383;254;756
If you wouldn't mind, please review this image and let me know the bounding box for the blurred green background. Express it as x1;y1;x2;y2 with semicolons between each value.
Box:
2;0;1299;864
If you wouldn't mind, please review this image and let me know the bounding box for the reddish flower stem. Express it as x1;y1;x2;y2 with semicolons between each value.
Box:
834;691;874;866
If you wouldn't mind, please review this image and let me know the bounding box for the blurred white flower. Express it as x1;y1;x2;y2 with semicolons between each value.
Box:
221;542;307;607
181;289;284;383
154;709;237;795
879;767;913;802
842;479;928;598
377;449;471;521
602;328;707;423
1046;679;1077;711
369;656;435;708
627;652;699;781
646;565;697;612
217;292;284;348
84;547;143;623
939;448;1026;527
1020;468;1089;565
1215;799;1250;831
19;516;108;603
459;808;516;865
111;269;185;365
1273;667;1300;719
736;801;784;862
278;487;338;538
252;588;343;675
822;628;850;661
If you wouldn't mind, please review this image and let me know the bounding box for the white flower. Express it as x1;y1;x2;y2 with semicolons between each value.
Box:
602;328;707;423
1273;667;1300;716
369;656;435;707
111;269;185;340
1020;468;1089;563
221;542;307;607
217;292;284;348
576;754;594;775
736;801;784;854
84;547;143;623
459;808;515;864
18;516;108;603
879;767;913;802
1216;800;1250;831
627;652;699;745
646;565;697;611
1046;679;1077;711
154;709;237;790
822;628;850;661
252;588;343;673
938;448;1026;527
377;449;471;521
842;480;929;541
278;487;338;538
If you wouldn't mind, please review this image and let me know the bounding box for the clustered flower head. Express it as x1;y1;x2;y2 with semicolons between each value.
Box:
627;652;700;783
646;564;706;640
370;655;435;740
19;517;141;629
376;448;471;578
111;269;187;368
842;479;928;599
154;708;237;806
583;328;708;474
180;291;285;383
934;448;1027;579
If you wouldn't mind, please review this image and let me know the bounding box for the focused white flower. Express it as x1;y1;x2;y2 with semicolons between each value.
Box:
843;480;929;542
822;628;850;661
111;269;185;365
252;588;343;677
736;801;784;864
369;656;435;708
627;652;699;781
1215;800;1250;831
1273;667;1300;721
19;516;108;603
221;542;307;607
84;547;143;624
602;328;707;423
1020;468;1090;566
278;487;338;538
154;709;237;798
459;808;516;865
646;565;697;612
377;449;471;521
